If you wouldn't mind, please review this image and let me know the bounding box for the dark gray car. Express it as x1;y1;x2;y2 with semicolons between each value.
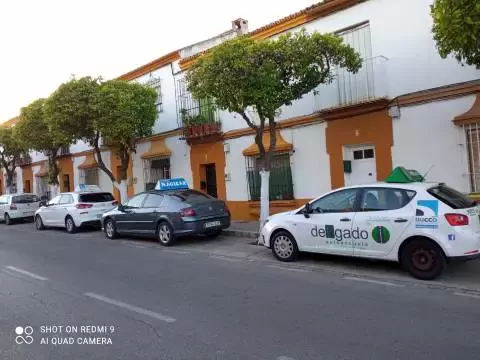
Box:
101;189;231;246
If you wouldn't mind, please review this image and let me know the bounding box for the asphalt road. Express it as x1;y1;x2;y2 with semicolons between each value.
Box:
1;222;480;360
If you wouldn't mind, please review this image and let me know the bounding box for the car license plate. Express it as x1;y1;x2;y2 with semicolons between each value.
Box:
205;221;221;229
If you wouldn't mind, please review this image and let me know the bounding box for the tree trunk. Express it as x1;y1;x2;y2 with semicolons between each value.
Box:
118;180;128;204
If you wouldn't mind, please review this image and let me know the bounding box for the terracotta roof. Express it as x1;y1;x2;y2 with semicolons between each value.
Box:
0;116;19;127
179;0;367;69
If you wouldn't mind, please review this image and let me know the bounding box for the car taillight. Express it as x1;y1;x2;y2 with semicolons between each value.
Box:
180;208;196;217
112;201;118;206
10;204;17;210
445;213;469;226
76;203;93;209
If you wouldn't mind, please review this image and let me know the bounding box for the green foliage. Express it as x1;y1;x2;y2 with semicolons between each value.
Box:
186;29;362;120
95;80;157;154
45;76;101;144
431;0;480;68
0;127;25;187
16;99;66;152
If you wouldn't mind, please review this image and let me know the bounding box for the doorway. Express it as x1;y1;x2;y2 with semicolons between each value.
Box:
25;180;31;193
344;145;377;186
204;164;217;198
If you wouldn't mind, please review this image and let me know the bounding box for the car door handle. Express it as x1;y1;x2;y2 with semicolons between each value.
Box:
340;218;351;222
394;218;408;223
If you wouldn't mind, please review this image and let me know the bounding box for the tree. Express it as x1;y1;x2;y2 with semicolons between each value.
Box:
186;30;362;240
46;76;157;202
95;80;157;202
0;127;25;194
16;98;69;197
431;0;480;68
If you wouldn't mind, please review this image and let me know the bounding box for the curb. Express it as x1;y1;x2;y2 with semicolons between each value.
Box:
224;229;259;239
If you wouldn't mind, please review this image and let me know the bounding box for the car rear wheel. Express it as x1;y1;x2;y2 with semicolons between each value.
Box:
65;216;77;234
400;238;446;280
4;213;11;226
271;231;298;262
104;218;118;240
157;222;175;246
35;215;45;230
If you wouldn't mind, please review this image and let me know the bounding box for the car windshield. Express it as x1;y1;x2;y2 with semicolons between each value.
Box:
12;194;38;203
79;192;114;203
427;184;475;209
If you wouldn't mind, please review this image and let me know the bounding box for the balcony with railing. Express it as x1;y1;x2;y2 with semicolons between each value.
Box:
314;56;389;111
58;146;71;157
176;78;221;142
17;153;32;166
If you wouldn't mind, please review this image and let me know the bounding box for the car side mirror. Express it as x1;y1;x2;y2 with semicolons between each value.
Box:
303;203;312;218
117;204;125;212
39;201;47;207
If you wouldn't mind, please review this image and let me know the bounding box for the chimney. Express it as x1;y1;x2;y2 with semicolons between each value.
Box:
232;18;249;34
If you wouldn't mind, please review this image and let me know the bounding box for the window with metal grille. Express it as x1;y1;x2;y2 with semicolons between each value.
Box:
144;158;171;191
145;76;163;113
80;168;99;186
464;124;480;192
246;153;294;201
175;78;216;126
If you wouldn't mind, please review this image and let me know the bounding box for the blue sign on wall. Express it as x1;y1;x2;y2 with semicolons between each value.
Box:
155;178;189;191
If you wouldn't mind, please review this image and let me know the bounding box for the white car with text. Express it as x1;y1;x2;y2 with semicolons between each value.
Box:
35;185;117;233
262;179;480;280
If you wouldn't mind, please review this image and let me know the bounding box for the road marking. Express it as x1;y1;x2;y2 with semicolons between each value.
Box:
344;276;404;287
454;292;480;299
4;266;48;281
209;255;241;262
123;244;149;249
267;265;308;273
163;249;190;254
277;356;297;360
83;292;176;323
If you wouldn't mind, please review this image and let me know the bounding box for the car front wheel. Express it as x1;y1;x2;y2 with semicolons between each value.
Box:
35;215;45;230
104;219;118;240
400;238;446;280
157;222;175;246
271;230;299;262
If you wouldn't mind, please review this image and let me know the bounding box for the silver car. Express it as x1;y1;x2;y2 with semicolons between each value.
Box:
101;189;231;246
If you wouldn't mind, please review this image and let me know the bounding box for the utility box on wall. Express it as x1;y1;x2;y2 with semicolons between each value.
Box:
343;160;352;174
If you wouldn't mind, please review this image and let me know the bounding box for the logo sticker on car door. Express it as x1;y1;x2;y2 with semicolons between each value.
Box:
415;200;439;229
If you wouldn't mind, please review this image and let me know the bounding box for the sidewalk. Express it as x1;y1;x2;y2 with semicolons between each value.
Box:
225;221;260;239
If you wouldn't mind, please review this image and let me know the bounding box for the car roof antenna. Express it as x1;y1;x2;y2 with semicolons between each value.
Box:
422;165;434;181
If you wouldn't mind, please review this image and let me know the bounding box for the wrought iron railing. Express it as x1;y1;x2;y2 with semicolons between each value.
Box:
314;56;389;110
245;153;294;201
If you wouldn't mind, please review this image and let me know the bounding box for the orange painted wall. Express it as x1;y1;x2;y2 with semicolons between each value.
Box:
57;156;74;192
190;141;226;201
22;165;33;193
325;109;393;189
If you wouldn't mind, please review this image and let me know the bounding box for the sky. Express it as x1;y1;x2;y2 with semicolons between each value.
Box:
0;0;318;121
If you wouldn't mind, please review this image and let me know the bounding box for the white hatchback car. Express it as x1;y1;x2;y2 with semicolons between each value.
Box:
35;186;117;233
262;181;480;280
0;193;40;225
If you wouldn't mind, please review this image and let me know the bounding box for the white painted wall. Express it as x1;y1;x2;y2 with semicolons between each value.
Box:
132;141;151;193
224;124;331;201
135;64;178;135
73;156;85;190
30;151;47;163
32;164;41;196
224;136;252;201
391;95;476;193
15;167;23;193
283;124;331;198
165;136;192;185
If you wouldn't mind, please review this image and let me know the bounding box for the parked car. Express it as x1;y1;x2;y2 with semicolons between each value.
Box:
101;178;231;246
0;193;40;225
35;185;117;233
262;168;480;280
